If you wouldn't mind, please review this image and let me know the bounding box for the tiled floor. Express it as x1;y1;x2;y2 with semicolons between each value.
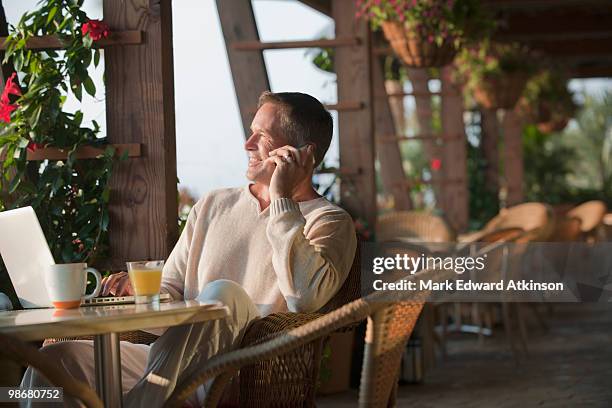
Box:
318;303;612;407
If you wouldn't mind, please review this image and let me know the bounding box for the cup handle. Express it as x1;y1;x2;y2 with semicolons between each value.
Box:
83;267;102;300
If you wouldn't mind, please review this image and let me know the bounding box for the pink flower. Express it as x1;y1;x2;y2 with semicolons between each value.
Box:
27;142;44;152
0;102;17;123
1;73;21;104
431;158;442;171
81;19;110;41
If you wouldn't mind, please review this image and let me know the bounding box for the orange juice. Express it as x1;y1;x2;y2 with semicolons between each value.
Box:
128;269;162;296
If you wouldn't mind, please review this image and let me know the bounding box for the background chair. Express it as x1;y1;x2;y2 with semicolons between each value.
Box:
377;211;456;243
566;200;607;241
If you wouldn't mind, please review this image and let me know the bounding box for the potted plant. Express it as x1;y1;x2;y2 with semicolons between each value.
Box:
519;70;576;133
356;0;491;68
455;40;536;110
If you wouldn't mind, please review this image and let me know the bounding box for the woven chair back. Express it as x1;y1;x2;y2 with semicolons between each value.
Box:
376;211;456;243
358;301;424;408
566;200;607;233
483;202;553;241
551;216;583;242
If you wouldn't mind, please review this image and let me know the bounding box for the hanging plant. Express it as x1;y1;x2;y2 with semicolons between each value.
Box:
455;40;536;110
356;0;492;68
518;69;577;133
0;0;118;264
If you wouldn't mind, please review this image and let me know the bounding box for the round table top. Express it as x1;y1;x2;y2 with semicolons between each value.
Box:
0;300;229;341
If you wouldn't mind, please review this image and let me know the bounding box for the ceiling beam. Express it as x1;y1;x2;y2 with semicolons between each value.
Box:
297;0;331;16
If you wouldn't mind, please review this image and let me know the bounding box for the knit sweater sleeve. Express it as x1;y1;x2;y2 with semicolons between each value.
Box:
161;202;200;300
266;198;357;313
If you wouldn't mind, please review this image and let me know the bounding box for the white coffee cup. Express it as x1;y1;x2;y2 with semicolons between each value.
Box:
45;263;102;309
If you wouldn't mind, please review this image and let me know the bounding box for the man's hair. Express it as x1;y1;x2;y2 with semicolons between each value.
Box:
257;91;333;167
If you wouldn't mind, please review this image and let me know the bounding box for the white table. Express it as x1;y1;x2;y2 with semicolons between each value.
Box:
0;300;229;407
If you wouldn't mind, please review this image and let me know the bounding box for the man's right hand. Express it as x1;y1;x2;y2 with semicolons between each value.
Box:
100;271;134;296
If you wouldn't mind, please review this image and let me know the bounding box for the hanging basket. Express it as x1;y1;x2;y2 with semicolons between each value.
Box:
381;21;457;68
536;102;570;133
473;72;529;110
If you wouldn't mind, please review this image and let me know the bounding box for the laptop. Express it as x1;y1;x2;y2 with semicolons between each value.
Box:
0;206;168;309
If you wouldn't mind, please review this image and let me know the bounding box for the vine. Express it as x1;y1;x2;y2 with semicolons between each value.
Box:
0;0;117;264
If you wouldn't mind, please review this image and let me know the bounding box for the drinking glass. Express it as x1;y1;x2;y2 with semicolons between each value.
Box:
127;260;164;304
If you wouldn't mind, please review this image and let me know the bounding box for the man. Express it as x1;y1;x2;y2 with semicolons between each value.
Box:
22;92;357;407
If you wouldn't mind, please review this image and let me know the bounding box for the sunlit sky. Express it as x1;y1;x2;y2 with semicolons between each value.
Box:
5;0;612;199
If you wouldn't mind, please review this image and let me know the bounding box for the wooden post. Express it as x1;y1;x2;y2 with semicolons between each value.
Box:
502;109;524;206
103;0;178;269
216;0;270;139
480;108;500;192
333;0;377;229
440;67;468;232
373;58;412;211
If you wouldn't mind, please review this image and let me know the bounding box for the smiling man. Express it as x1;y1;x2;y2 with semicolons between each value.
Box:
21;92;357;407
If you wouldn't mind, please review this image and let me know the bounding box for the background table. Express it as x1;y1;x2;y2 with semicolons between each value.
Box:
0;300;229;407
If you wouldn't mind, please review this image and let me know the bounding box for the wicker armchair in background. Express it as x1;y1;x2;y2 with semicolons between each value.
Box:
566;200;607;241
376;211;456;243
459;202;554;243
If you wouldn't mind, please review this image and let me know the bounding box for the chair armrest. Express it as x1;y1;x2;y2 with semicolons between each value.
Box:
0;333;103;408
164;300;371;408
44;330;159;347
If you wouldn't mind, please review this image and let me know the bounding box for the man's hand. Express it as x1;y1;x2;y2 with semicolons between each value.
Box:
267;144;315;201
100;271;134;296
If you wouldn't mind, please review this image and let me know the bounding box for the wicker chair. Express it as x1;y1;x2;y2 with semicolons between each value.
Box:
0;333;103;408
550;216;582;242
566;200;607;240
377;211;456;243
165;264;453;408
459;202;554;244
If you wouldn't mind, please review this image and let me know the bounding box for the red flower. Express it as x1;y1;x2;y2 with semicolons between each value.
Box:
431;158;442;171
0;102;17;123
81;19;110;41
27;142;44;152
1;73;22;104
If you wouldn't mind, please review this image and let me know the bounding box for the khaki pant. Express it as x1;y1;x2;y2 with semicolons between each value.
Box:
21;279;261;407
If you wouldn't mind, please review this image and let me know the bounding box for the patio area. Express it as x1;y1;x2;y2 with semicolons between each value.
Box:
319;303;612;407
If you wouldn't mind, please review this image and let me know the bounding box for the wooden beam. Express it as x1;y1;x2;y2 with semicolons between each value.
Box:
24;143;141;161
501;110;525;207
333;0;377;229
103;0;178;269
298;0;332;16
373;57;413;210
216;0;270;139
495;11;612;38
231;37;359;51
484;0;611;12
0;31;143;51
440;67;469;232
480;108;500;192
247;100;363;114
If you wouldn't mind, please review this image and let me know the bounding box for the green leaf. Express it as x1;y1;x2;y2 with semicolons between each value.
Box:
83;76;96;97
46;6;58;25
29;105;43;128
93;49;100;67
73;82;82;101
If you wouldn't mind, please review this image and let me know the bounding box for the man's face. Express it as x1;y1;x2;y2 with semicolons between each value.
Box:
245;103;289;184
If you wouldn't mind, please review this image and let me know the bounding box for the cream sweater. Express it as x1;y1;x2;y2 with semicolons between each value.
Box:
161;185;357;316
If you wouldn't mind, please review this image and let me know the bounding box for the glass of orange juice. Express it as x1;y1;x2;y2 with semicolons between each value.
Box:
127;260;164;304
